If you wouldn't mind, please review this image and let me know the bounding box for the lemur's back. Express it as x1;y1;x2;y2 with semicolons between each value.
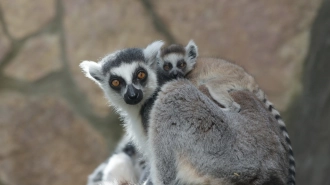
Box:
187;57;261;98
187;57;295;185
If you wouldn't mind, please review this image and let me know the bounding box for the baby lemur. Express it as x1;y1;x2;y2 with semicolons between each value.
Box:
157;41;295;185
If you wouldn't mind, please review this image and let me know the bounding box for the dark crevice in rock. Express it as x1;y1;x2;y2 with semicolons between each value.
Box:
53;0;122;146
55;0;69;69
140;0;176;43
0;3;13;41
0;180;6;185
0;18;58;72
286;0;330;184
0;74;33;93
0;41;22;72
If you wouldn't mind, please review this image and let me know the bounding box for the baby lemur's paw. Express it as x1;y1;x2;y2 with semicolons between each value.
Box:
219;102;241;112
232;102;241;112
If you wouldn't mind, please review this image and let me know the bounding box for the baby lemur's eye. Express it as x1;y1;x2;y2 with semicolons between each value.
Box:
137;71;146;80
163;63;172;71
111;79;120;87
164;65;170;71
177;60;186;68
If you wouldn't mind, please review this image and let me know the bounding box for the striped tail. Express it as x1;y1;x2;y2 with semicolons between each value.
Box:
262;97;296;185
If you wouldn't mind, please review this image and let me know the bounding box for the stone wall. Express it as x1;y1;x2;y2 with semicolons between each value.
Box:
0;0;326;185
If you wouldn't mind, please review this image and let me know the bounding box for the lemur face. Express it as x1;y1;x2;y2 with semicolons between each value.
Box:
157;40;198;79
161;53;187;78
108;61;154;105
80;41;164;108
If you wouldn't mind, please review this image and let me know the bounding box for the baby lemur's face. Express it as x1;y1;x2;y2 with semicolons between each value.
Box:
157;40;198;79
160;52;188;78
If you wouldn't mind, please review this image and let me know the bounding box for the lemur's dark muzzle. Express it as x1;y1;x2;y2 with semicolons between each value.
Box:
171;70;184;78
124;85;143;105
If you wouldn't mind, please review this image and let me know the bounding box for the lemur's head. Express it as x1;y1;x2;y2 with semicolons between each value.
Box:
157;40;198;79
80;41;164;110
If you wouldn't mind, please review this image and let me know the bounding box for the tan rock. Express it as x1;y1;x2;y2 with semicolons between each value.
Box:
0;0;56;39
3;34;62;82
64;0;165;116
0;92;107;185
153;0;322;111
0;28;11;62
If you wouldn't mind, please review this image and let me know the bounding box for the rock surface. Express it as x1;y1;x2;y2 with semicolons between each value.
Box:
0;92;107;185
0;0;327;185
0;0;56;39
0;27;10;62
287;0;330;184
3;34;62;82
153;0;321;110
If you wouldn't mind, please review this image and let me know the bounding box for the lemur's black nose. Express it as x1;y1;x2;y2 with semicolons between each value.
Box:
124;84;143;105
127;85;138;99
172;71;178;78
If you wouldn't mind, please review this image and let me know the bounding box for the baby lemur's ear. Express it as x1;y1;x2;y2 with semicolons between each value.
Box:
185;40;198;64
144;40;165;68
79;61;104;85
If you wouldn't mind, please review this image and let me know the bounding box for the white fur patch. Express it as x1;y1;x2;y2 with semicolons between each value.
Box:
144;40;164;62
111;63;140;85
102;153;138;183
163;53;184;67
80;60;104;85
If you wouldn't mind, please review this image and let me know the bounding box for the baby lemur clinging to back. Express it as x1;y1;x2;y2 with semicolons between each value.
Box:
81;40;295;185
156;40;198;86
157;41;295;185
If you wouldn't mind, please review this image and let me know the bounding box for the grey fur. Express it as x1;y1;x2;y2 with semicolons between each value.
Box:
158;41;295;184
82;40;293;185
148;79;289;185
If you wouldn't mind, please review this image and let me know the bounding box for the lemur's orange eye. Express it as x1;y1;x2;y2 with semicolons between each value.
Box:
137;71;146;79
111;80;120;87
164;65;170;71
178;60;186;68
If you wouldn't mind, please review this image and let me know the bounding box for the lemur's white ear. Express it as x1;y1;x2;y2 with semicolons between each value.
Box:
79;61;104;84
185;40;198;63
144;40;164;67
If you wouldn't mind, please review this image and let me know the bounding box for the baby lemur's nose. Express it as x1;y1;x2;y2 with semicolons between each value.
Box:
172;71;178;78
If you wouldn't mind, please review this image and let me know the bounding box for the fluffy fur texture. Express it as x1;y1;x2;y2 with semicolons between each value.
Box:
187;57;295;185
158;42;295;184
82;40;294;185
148;79;290;185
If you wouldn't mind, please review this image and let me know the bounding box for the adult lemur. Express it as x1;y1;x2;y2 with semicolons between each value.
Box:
157;42;295;185
81;40;293;185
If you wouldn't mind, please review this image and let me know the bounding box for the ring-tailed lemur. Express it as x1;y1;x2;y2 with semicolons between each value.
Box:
80;40;184;185
148;80;290;185
81;40;293;185
81;40;199;185
157;42;295;185
80;41;164;154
